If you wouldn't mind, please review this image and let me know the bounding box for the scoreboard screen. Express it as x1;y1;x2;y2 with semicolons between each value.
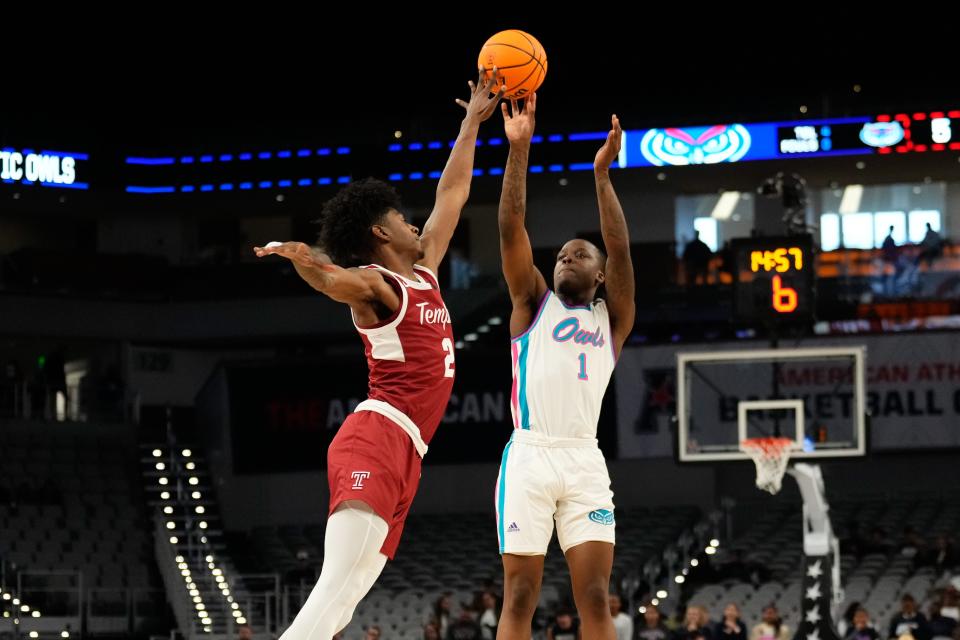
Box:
732;235;815;324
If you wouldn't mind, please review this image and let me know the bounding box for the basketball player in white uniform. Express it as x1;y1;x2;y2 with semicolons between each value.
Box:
493;93;635;640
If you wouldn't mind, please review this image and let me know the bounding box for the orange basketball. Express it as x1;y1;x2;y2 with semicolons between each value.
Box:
477;29;547;99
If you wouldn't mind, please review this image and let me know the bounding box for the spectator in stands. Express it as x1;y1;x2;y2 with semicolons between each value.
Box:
636;603;671;640
925;536;959;575
478;591;499;640
639;603;671;640
714;603;747;640
699;608;713;635
428;594;453;638
900;527;927;560
916;223;944;268
236;624;253;640
940;588;960;625
845;608;880;640
882;226;899;265
880;226;906;295
716;241;735;283
447;607;483;640
682;231;712;287
548;610;580;640
889;594;930;640
840;603;865;637
610;593;633;640
929;601;959;639
365;624;382;640
424;622;441;640
676;605;713;640
750;604;790;640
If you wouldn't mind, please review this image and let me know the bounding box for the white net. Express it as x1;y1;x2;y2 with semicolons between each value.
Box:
740;437;796;494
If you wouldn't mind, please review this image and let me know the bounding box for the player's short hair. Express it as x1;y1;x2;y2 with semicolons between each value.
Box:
317;178;401;266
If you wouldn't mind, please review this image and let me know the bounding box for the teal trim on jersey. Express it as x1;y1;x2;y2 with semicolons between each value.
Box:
497;439;514;553
518;335;530;429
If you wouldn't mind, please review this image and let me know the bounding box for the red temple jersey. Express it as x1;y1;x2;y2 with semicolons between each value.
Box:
351;264;455;445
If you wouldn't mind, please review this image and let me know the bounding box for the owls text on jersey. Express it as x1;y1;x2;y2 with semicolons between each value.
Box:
509;290;617;440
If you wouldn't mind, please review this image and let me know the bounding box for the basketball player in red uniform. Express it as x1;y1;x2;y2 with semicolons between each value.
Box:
254;69;503;639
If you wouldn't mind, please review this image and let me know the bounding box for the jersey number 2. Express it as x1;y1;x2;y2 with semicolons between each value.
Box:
442;338;455;378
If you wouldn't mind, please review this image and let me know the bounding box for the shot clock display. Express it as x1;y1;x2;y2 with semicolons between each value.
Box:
732;235;814;324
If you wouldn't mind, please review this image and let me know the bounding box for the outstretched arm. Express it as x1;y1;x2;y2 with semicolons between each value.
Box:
498;93;548;335
419;68;505;272
253;241;399;310
593;115;635;357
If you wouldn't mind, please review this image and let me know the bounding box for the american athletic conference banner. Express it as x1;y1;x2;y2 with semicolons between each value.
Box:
616;333;960;458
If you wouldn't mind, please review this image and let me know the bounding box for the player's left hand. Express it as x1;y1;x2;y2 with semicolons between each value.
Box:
594;114;622;171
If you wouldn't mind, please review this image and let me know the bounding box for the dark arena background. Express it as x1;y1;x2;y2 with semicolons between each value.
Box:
2;17;959;640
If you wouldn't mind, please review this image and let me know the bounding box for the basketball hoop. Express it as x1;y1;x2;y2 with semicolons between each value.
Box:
740;437;797;494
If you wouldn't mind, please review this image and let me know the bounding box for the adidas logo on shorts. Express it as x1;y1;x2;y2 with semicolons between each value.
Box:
507;522;520;533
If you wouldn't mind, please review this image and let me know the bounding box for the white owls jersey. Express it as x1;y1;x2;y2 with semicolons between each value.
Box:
509;290;617;439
